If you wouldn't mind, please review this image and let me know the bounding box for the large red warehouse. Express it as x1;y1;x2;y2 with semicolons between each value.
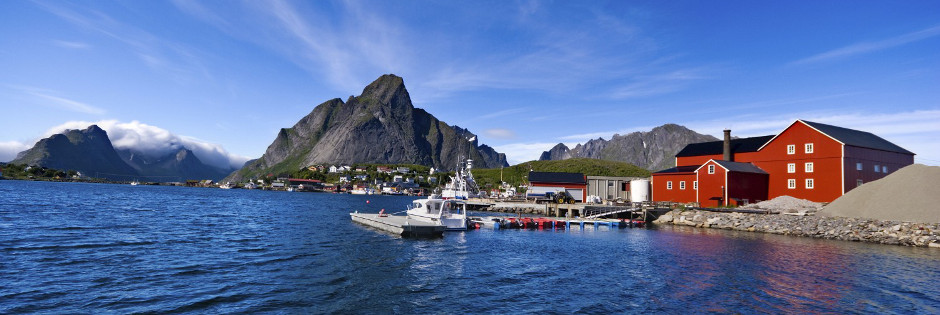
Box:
651;120;914;206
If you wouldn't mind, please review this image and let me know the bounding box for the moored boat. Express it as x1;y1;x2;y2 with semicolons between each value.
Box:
406;198;469;230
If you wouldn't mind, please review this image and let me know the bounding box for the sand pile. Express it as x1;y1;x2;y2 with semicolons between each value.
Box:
741;195;823;213
820;164;940;223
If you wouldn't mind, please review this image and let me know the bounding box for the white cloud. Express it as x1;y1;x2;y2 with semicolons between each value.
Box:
42;120;251;169
0;141;30;162
493;142;560;165
50;40;91;49
792;24;940;65
483;128;516;139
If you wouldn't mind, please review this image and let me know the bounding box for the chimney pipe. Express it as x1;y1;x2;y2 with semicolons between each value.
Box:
723;129;732;161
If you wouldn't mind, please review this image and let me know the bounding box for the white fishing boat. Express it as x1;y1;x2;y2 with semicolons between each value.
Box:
440;158;481;200
130;180;139;186
243;182;258;189
350;188;375;195
220;182;237;189
406;198;469;231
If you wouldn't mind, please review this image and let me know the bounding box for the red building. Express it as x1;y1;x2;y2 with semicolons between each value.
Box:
652;120;914;206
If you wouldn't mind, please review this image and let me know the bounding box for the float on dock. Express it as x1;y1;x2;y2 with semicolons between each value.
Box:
349;212;445;237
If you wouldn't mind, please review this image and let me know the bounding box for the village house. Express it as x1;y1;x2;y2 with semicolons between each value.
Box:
651;120;915;206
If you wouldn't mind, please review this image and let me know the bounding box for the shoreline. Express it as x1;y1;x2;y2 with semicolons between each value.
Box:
652;209;940;248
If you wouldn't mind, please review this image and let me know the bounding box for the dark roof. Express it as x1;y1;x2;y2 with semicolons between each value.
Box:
710;160;768;174
675;135;774;157
800;120;914;155
528;172;585;184
652;165;699;174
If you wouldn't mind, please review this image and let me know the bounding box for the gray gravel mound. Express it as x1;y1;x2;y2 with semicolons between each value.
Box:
820;164;940;223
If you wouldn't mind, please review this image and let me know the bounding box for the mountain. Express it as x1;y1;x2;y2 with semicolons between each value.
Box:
116;148;233;181
538;124;718;171
228;74;508;181
11;125;235;181
11;125;138;179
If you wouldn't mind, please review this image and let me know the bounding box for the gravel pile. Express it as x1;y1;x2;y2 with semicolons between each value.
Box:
742;195;823;213
820;164;940;224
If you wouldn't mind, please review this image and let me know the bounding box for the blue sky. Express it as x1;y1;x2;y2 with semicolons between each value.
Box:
1;0;938;168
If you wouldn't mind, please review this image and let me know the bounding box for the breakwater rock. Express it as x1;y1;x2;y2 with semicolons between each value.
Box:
653;209;940;247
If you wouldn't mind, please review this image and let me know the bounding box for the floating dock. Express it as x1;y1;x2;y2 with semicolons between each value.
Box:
349;212;445;237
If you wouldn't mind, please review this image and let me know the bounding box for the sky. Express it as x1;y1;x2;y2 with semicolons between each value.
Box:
1;0;938;168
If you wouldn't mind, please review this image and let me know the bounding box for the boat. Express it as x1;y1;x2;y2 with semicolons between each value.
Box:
220;182;237;189
440;158;481;200
350;188;375;195
406;197;469;230
243;182;258;189
130;180;139;186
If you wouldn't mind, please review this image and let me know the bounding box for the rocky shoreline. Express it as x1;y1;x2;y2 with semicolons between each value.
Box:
653;209;940;248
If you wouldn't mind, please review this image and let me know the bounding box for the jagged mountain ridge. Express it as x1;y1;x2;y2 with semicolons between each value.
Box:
228;74;508;181
11;125;235;181
538;124;718;171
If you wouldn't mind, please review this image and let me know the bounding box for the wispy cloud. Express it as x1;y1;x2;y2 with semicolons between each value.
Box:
479;107;530;119
9;85;106;115
483;128;516;140
792;24;940;65
50;40;91;49
34;0;212;84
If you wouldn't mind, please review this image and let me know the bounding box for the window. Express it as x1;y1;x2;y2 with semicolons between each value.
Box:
693;181;698;190
805;143;814;153
680;181;686;190
856;162;863;171
788;179;796;189
857;179;863;187
787;163;796;173
805;162;814;173
874;165;880;172
787;144;796;154
883;166;888;174
708;165;715;174
805;178;814;189
667;181;673;190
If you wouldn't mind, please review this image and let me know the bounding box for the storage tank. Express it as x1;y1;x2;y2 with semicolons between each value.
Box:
630;179;650;202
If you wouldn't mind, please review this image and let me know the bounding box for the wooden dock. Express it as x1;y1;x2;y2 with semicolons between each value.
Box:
349;212;445;237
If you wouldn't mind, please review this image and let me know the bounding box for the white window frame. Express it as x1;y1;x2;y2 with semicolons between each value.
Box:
856;162;863;171
787;163;796;173
874;165;880;173
708;165;715;174
680;181;686;190
666;181;673;190
787;179;796;189
805;143;814;153
805;178;814;189
787;144;796;155
693;181;698;190
805;162;814;173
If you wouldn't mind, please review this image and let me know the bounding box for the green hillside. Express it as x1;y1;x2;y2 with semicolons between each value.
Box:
472;158;651;190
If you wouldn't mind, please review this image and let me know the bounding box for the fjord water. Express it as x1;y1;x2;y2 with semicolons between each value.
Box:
1;181;937;313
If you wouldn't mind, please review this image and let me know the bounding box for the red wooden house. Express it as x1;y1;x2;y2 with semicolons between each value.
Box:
652;120;914;206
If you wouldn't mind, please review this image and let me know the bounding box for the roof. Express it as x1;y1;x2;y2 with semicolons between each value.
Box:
697;160;768;174
289;178;322;183
675;135;774;157
652;165;699;174
528;172;586;184
799;120;914;155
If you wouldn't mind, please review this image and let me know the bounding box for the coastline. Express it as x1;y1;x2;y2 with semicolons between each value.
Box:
652;209;940;248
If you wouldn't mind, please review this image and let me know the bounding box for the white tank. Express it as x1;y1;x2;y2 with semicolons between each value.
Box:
630;179;650;202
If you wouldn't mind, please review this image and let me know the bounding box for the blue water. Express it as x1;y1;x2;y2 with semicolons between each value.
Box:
1;181;938;314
